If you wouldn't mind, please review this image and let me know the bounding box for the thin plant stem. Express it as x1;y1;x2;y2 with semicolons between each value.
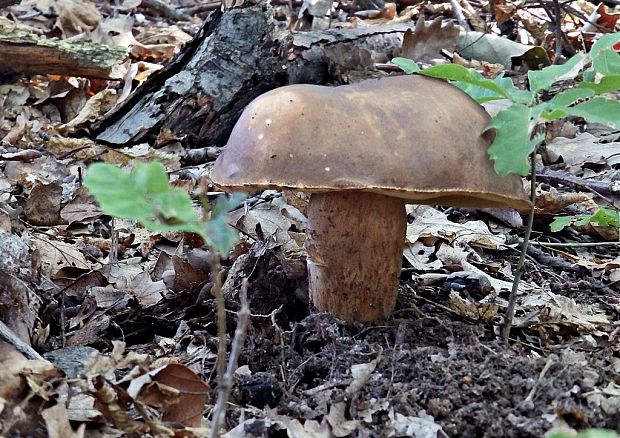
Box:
501;154;537;340
209;279;250;437
209;253;227;382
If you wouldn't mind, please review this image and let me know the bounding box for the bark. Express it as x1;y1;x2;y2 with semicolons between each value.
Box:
93;0;415;150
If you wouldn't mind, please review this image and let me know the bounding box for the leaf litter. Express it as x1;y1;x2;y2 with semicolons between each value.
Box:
0;0;619;436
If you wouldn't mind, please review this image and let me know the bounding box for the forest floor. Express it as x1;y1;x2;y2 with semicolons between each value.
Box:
0;0;619;436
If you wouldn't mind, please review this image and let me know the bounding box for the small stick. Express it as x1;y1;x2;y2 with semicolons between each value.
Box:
531;241;620;248
209;279;250;437
209;253;227;390
522;357;553;405
0;320;44;361
553;0;563;62
449;0;470;30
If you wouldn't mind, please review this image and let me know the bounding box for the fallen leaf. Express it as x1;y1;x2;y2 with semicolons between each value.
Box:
398;17;459;64
42;403;86;438
133;364;209;427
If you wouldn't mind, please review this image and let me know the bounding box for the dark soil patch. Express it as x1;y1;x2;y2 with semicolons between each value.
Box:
212;274;619;437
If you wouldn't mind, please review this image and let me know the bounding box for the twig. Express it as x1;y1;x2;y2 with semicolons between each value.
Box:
209;279;250;438
552;0;563;62
521;357;553;405
449;0;470;30
502;154;537;340
139;0;191;20
535;171;619;206
0;320;44;361
531;240;620;248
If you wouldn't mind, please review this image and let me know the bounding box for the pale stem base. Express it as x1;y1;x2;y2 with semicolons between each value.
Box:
306;192;406;322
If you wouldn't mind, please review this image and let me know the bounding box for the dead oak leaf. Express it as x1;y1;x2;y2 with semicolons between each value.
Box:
397;17;459;64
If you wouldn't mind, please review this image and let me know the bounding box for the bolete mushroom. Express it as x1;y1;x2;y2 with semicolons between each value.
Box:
211;75;529;323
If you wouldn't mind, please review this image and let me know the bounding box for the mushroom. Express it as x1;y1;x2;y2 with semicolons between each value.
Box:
211;75;529;323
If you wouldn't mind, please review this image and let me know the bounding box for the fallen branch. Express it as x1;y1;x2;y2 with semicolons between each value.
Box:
0;23;127;79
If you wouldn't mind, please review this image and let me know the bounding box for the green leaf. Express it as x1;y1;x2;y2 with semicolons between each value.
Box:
85;162;244;255
457;74;532;103
589;32;620;76
392;58;533;103
567;97;620;128
414;64;514;100
579;75;620;94
590;33;620;59
527;54;586;94
484;104;542;175
84;162;161;221
549;215;575;232
548;88;595;107
550;208;620;233
548;430;620;438
204;193;246;254
540;88;595;121
592;48;620;77
391;57;421;73
577;430;620;438
588;207;620;228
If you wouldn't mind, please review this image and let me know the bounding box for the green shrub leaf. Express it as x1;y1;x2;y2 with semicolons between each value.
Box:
548;88;595;107
391;57;421;73
549;215;575;232
528;54;586;94
84;162;244;255
579;75;620;94
484;104;542;175
567;97;620;128
590;33;620;73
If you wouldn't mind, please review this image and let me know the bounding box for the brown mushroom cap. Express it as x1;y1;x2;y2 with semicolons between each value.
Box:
211;75;530;210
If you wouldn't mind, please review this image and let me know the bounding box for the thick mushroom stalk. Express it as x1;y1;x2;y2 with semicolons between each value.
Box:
306;192;406;322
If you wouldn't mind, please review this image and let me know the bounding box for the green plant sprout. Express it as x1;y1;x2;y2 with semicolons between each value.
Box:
84;161;245;436
549;206;620;232
84;161;244;254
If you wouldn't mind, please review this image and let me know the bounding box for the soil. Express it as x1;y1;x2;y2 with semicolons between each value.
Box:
90;247;620;437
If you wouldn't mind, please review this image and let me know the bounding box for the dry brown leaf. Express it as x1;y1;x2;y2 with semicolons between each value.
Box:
92;376;147;434
42;403;86;438
546;132;620;167
127;271;166;306
0;149;43;161
135;364;209;427
171;255;209;292
1;113;28;146
30;234;96;278
24;182;64;226
582;2;620;33
397;17;459;64
535;186;592;214
60;89;118;133
354;3;396;19
54;0;102;37
60;186;102;225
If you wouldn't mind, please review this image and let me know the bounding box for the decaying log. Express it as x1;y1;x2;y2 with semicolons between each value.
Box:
93;0;416;150
0;21;128;80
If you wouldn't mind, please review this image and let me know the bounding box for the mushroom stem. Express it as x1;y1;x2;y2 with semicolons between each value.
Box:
306;192;406;322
